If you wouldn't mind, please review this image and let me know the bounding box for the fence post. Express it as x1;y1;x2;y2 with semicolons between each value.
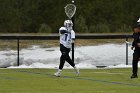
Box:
17;38;20;66
126;37;128;65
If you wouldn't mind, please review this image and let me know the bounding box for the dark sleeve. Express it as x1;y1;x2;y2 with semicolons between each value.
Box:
132;39;136;47
60;30;68;34
132;33;138;47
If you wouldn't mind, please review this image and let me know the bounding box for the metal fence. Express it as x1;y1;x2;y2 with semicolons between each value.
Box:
0;34;133;66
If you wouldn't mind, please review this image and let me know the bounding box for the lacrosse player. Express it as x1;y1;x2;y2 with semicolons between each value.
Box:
131;18;140;78
54;20;79;77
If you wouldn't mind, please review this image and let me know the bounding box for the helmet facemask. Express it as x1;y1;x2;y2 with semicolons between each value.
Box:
64;20;73;30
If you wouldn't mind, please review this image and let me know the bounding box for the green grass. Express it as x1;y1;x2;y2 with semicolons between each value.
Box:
0;68;140;93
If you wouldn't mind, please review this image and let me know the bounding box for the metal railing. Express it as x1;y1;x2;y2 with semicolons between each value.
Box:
0;34;133;66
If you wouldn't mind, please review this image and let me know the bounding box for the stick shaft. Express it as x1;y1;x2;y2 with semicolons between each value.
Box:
72;42;74;62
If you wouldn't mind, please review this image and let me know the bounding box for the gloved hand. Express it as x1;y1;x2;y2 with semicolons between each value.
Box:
131;46;134;50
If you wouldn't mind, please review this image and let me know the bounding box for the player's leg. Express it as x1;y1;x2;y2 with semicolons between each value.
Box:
54;45;67;77
131;52;139;78
66;54;79;76
59;51;68;69
54;52;67;77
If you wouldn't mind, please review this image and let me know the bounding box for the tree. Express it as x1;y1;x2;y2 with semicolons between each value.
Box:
75;15;88;33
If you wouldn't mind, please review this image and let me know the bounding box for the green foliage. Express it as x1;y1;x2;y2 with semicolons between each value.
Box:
117;24;132;33
0;0;140;33
39;23;52;33
89;24;110;33
75;15;88;33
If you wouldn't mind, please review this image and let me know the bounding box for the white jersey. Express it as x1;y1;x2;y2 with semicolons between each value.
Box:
59;27;75;48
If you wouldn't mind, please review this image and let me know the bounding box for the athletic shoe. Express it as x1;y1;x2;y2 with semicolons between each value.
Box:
54;69;62;77
131;74;138;79
74;67;79;76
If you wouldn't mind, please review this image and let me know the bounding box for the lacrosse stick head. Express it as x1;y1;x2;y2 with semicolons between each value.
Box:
65;4;76;19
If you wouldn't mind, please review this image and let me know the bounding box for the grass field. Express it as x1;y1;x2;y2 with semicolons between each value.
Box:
0;68;140;93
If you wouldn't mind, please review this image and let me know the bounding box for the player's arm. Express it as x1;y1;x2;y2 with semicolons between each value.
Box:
60;30;68;34
59;27;68;34
131;33;136;50
131;33;139;50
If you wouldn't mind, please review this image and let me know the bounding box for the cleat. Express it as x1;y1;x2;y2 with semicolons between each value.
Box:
74;67;80;76
76;69;80;76
54;69;62;77
131;74;138;79
54;72;61;77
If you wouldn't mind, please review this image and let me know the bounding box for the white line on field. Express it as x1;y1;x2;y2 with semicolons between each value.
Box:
64;71;124;75
93;72;123;75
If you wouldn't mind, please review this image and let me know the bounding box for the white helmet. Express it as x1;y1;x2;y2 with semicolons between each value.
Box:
137;18;140;22
64;20;73;27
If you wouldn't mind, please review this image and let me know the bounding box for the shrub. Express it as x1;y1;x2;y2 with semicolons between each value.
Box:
89;24;110;33
39;23;52;33
75;15;88;33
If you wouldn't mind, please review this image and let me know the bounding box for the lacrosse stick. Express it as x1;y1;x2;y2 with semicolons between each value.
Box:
65;3;76;19
65;2;76;62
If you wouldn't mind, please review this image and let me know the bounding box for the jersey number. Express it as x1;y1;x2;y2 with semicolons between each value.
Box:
65;34;68;41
